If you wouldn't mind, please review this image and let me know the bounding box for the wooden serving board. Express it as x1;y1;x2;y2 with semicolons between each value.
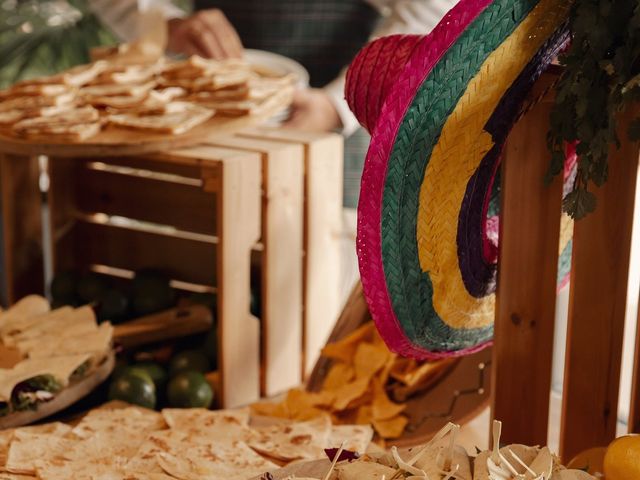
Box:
0;351;115;429
0;102;286;158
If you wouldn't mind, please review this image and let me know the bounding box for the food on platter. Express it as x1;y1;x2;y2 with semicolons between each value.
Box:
0;295;113;418
252;321;455;441
0;49;296;142
0;403;372;480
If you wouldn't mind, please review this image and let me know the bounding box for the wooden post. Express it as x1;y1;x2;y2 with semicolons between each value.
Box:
238;128;343;379
630;297;640;433
206;135;305;397
560;109;639;460
0;154;44;305
492;95;564;446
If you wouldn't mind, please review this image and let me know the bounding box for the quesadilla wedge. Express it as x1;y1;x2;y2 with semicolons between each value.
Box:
107;103;213;134
0;92;76;113
0;354;92;415
25;322;112;362
0;306;73;341
0;296;50;330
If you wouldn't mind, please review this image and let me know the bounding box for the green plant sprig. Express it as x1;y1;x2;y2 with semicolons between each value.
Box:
548;0;640;219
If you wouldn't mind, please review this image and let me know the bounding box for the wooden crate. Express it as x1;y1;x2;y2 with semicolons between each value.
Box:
0;128;343;408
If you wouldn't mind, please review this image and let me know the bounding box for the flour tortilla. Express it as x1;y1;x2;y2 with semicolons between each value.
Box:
8;306;98;349
72;405;165;440
248;415;332;462
91;65;158;86
155;440;278;480
161;408;255;443
335;460;397;480
81;81;156;98
0;92;76;112
108;104;213;134
0;296;50;330
8;84;72;97
198;86;292;116
0;104;77;126
0;473;36;480
12;106;100;131
24;322;112;360
474;445;540;480
14;62;108;88
5;432;76;474
17;122;102;141
34;458;129;480
327;425;373;454
0;306;74;342
413;444;472;480
188;86;249;102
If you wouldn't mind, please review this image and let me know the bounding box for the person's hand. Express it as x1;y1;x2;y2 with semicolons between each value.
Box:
282;89;342;132
167;9;243;59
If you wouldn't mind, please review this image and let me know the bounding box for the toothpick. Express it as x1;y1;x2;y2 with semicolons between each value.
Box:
322;441;345;480
407;422;457;465
491;420;502;464
507;448;537;476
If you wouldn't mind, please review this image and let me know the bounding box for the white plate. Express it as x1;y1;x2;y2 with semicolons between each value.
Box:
244;49;310;88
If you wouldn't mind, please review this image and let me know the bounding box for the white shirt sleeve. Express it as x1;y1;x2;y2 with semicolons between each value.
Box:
89;0;185;42
324;0;459;136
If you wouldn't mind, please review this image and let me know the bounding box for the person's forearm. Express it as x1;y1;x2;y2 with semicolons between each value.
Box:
89;0;185;42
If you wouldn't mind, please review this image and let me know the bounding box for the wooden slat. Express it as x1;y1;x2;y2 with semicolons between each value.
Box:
629;292;640;433
56;221;218;286
216;149;262;407
207;135;304;397
491;97;563;446
74;163;217;235
0;154;44;304
239;128;343;379
560;108;640;460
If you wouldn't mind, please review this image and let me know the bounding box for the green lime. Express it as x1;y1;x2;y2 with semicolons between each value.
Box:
169;349;210;376
77;273;109;304
108;369;156;409
202;327;218;368
130;362;167;390
132;269;174;316
97;289;129;323
166;371;213;408
50;270;78;302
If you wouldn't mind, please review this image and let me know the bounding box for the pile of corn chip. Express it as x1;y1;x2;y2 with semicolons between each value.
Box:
252;322;455;441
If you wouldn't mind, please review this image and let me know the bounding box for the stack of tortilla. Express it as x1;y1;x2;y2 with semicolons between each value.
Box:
0;295;113;418
0;403;373;480
0;53;295;141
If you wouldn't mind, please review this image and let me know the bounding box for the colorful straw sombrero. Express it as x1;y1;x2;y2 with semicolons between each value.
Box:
346;0;574;359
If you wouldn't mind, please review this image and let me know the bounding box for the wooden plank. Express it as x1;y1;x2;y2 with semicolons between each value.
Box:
56;220;218;286
629;293;640;433
207;135;304;397
239;128;343;379
216;150;262;407
560;108;639;461
74;163;217;235
491;98;563;446
0;154;44;304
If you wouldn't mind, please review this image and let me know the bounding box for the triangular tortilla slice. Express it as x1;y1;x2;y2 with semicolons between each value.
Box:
0;306;73;342
22;322;112;360
0;296;50;330
5;432;76;475
108;104;213;134
326;424;373;454
155;441;278;480
247;415;332;462
72;405;165;440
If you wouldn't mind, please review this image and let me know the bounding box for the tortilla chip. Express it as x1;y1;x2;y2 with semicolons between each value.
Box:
322;364;355;391
250;400;290;419
320;322;376;363
332;377;370;411
354;343;388;380
371;379;405;421
355;406;373;425
371;415;408;439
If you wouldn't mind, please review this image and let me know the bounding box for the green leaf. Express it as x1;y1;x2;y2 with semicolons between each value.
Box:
563;188;597;220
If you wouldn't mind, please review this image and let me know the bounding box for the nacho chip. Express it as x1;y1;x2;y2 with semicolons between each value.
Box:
251;400;290;419
371;379;406;421
320;322;376;363
322;363;355;391
371;415;408;439
355;406;373;425
332;377;370;411
354;343;388;380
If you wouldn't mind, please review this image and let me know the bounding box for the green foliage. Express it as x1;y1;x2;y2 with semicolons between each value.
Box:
0;0;117;88
548;0;640;219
